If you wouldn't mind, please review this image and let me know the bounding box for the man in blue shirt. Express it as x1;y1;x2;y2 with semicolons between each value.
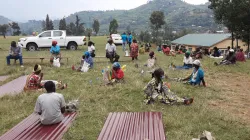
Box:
182;60;206;87
127;33;133;52
121;32;127;52
50;41;61;64
6;41;23;67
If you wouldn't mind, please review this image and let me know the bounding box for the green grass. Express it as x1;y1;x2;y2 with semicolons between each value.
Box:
0;36;250;140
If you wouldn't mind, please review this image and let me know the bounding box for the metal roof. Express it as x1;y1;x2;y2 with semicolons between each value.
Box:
98;112;166;140
0;113;77;140
171;34;231;47
0;75;27;97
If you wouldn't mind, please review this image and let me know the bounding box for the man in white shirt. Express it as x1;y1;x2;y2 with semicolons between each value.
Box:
175;51;193;69
106;39;120;63
34;81;66;125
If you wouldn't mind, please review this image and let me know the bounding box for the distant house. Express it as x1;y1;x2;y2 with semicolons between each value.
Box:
171;34;247;54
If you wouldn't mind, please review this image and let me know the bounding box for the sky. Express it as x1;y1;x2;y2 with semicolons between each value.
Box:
1;0;208;22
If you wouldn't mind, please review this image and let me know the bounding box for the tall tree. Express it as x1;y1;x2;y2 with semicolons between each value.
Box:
59;17;67;30
109;19;119;34
86;28;92;40
75;15;80;35
0;24;9;38
45;14;50;30
9;22;21;36
66;22;76;35
42;20;46;31
92;19;100;35
48;20;54;30
149;11;165;42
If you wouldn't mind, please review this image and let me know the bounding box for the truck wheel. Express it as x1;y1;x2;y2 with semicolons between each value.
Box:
27;43;37;51
68;42;77;50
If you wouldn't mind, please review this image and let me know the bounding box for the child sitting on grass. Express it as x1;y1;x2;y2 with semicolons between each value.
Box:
144;68;194;105
145;51;157;68
103;62;124;85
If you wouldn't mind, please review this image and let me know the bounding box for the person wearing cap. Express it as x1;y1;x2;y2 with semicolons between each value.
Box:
106;39;120;63
182;60;206;86
88;41;96;57
215;49;236;65
121;32;127;51
145;51;157;68
84;51;93;68
6;41;23;67
236;49;246;62
50;41;61;64
175;51;193;70
144;68;194;105
111;62;124;83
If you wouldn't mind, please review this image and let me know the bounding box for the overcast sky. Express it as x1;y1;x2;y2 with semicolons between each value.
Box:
1;0;208;22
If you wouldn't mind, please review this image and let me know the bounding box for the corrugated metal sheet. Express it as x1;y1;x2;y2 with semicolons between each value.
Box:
0;75;27;97
171;34;231;47
98;112;166;140
0;112;77;140
0;76;9;82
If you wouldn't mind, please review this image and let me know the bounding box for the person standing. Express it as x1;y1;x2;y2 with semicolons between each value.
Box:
121;32;127;51
130;39;139;61
106;39;120;63
127;33;133;52
6;41;23;67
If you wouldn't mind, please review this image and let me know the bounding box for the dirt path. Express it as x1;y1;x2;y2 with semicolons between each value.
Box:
208;72;250;124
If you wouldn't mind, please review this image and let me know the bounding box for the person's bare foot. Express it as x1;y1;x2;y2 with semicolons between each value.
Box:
184;98;194;105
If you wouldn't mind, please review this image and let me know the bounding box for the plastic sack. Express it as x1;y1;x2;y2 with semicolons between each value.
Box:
81;62;90;72
53;57;61;67
125;51;129;56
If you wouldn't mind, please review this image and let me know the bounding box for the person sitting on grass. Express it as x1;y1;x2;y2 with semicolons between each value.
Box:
145;51;157;68
34;81;66;125
24;64;67;91
182;60;206;87
236;49;246;62
6;41;24;67
193;47;203;59
84;51;94;68
72;55;85;71
106;39;120;63
214;49;236;66
111;62;124;83
144;68;194;105
88;41;96;57
130;39;139;61
50;41;61;64
162;45;171;55
211;47;221;57
175;51;193;70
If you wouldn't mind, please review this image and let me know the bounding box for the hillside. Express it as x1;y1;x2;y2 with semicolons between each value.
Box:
2;0;218;35
0;16;11;24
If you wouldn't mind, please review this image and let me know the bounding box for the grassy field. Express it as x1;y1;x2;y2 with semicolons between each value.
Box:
0;36;250;140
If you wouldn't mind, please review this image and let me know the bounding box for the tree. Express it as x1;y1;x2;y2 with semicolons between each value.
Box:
75;15;85;35
109;19;119;34
149;11;165;42
92;19;100;35
86;28;92;40
42;20;46;31
0;24;9;38
66;22;76;35
209;0;249;48
49;20;54;30
45;14;50;30
59;17;67;30
9;22;21;36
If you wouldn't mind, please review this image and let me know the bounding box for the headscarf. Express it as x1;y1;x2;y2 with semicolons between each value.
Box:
34;64;42;72
113;62;121;69
52;41;57;46
84;51;90;58
149;51;155;57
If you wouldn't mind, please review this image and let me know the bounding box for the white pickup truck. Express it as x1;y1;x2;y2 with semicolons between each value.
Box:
19;30;86;51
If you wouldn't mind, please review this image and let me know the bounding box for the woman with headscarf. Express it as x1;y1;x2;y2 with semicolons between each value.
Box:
50;41;61;64
144;68;194;105
24;64;67;91
84;51;94;68
130;39;139;61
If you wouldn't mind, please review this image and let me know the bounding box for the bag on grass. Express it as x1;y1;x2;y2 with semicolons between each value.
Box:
53;57;61;67
81;62;90;72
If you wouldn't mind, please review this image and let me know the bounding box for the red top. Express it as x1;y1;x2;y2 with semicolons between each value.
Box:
236;52;246;62
130;43;139;57
162;47;170;54
112;69;124;79
27;73;41;89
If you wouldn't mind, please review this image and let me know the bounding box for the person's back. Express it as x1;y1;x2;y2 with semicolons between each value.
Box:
236;49;246;62
121;34;127;43
34;81;65;125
